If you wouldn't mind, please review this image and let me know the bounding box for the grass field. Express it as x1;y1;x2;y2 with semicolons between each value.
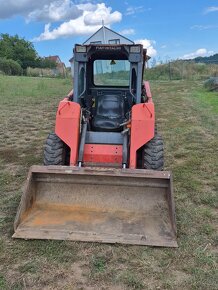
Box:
0;75;217;290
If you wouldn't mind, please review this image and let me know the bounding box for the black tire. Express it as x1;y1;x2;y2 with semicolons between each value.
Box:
143;133;164;170
44;132;69;165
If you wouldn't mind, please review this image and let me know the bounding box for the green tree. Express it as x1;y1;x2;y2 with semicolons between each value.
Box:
0;57;23;75
37;57;57;69
0;34;38;69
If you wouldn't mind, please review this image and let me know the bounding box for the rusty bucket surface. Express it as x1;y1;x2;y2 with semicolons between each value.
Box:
13;165;177;247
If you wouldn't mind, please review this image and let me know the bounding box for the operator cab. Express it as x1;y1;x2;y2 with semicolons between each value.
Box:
73;44;147;132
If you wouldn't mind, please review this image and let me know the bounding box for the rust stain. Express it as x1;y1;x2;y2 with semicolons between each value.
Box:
24;204;110;226
20;203;35;224
16;199;175;246
20;203;155;228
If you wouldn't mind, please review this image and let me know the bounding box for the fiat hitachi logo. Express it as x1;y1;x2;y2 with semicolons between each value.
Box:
95;46;121;50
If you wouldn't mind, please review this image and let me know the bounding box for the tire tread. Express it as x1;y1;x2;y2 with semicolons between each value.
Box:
43;132;66;165
143;133;164;170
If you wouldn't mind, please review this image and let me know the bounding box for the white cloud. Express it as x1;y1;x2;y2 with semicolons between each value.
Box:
134;39;157;57
161;44;167;49
182;48;214;59
125;6;151;16
83;3;121;26
27;0;82;22
0;0;53;19
0;0;82;22
191;24;218;30
204;6;218;14
119;28;135;35
125;6;143;15
0;1;120;24
33;3;122;41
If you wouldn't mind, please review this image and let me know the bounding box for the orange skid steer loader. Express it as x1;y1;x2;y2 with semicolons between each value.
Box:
13;44;177;247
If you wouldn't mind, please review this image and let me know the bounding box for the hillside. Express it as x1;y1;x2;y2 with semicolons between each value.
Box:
145;60;218;80
193;53;218;64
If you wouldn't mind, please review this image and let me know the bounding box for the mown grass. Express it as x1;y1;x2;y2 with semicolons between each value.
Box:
0;76;217;289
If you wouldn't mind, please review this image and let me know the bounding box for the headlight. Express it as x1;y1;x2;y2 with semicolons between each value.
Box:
75;45;86;53
130;45;141;53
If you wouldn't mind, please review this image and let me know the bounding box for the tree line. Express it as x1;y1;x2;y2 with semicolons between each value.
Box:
0;34;56;75
194;54;218;64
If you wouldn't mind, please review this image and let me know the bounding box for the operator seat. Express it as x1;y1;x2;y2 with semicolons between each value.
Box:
92;94;125;132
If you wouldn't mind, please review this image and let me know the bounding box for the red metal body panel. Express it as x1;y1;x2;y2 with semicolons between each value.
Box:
55;100;81;165
84;144;122;165
55;80;155;168
129;102;155;169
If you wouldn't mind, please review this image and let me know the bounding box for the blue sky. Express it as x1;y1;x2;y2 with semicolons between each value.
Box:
0;0;217;65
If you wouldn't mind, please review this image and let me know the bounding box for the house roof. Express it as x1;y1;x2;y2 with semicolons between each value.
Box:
69;26;135;63
45;55;61;62
83;25;134;44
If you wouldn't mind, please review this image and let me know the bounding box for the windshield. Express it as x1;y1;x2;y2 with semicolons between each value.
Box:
93;60;130;86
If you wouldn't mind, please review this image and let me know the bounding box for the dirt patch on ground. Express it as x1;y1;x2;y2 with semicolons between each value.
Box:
3;163;23;176
170;270;191;286
0;148;19;163
4;259;126;290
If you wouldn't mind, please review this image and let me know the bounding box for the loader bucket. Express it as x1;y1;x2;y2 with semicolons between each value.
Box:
13;166;177;247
